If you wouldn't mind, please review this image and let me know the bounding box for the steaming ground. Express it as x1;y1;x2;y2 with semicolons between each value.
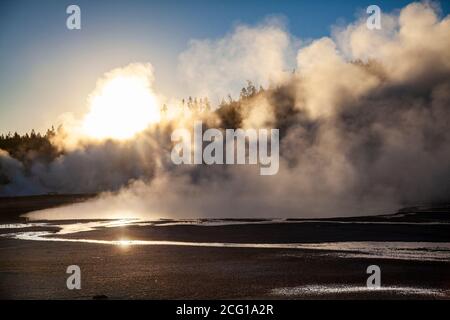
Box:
1;2;450;220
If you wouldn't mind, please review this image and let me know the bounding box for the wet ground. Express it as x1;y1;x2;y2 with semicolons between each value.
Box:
0;197;449;299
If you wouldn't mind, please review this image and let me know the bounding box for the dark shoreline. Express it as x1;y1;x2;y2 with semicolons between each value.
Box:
57;219;450;244
1;195;450;300
1;238;449;300
0;194;97;222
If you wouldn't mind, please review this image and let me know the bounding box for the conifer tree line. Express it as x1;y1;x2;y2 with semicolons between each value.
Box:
0;81;265;165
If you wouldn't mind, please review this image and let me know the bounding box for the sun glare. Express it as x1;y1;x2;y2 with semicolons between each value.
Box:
117;239;133;247
81;74;160;140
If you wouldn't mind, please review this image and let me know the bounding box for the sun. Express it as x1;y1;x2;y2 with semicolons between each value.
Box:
81;72;160;140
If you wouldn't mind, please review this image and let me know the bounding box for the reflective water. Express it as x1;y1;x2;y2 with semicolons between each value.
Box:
1;219;450;262
271;285;448;297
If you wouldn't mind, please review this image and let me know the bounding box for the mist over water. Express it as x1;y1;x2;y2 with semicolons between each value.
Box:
1;2;450;220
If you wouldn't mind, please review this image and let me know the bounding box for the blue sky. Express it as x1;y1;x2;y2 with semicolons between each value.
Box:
1;0;449;134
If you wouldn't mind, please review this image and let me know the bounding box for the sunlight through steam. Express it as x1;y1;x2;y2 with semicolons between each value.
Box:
81;65;160;140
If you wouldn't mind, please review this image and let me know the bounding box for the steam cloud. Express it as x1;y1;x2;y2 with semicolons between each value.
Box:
1;2;450;219
177;17;295;101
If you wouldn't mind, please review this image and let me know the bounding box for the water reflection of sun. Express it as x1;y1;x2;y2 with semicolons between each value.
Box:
117;239;133;247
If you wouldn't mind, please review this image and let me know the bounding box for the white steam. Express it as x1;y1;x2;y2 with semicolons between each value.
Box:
0;2;449;220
